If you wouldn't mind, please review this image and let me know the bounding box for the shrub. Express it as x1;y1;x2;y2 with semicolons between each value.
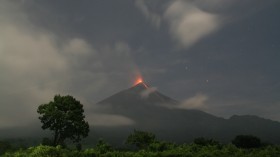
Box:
126;130;156;150
232;135;261;149
0;141;12;155
94;139;112;154
194;137;220;146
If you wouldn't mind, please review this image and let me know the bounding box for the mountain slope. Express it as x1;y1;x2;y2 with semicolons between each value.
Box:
92;82;280;144
98;82;178;108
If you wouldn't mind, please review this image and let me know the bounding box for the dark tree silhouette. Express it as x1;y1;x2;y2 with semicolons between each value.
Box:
94;139;112;154
37;95;89;147
126;130;156;149
193;137;220;146
0;141;11;155
232;135;261;149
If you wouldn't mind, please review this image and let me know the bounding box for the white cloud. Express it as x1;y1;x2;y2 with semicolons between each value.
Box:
63;38;93;55
114;41;131;57
136;0;277;49
134;0;222;49
0;19;95;127
135;0;161;28
86;114;134;126
161;93;208;110
178;94;208;109
0;25;67;78
0;1;139;128
164;1;220;49
140;87;157;98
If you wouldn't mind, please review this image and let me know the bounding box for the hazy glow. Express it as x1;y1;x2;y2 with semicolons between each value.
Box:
134;77;148;88
135;78;143;85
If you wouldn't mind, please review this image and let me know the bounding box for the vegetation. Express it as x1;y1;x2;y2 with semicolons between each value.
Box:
1;95;279;156
94;139;113;154
2;131;280;157
2;140;280;157
0;141;11;155
126;129;156;149
232;135;261;149
193;137;220;146
37;95;89;148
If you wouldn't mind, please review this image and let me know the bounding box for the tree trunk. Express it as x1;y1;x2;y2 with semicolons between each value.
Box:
53;129;58;146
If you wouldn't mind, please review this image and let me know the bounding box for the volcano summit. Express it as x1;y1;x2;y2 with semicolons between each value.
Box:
98;82;178;110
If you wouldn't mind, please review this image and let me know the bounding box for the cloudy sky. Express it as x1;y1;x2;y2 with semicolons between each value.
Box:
0;0;280;128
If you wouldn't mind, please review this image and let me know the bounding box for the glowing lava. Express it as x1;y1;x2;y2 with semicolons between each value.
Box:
135;78;143;84
134;77;148;88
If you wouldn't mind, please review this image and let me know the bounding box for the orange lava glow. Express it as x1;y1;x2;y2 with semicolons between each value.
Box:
135;78;143;84
134;77;148;88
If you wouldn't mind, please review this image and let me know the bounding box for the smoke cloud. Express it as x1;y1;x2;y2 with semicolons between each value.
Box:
140;87;157;98
86;114;135;126
178;94;209;110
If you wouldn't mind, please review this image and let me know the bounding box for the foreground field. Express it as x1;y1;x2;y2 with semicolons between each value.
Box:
2;143;280;157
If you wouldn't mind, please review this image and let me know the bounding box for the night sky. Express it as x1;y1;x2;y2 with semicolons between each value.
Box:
0;0;280;128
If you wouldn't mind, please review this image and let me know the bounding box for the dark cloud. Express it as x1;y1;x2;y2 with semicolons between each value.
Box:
0;0;280;128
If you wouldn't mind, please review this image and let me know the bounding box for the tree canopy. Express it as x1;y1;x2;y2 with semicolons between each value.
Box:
193;137;220;146
126;130;156;149
232;135;261;149
37;95;89;147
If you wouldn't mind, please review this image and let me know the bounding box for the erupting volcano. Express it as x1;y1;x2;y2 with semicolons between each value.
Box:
133;77;148;88
93;77;280;144
97;76;178;111
134;78;143;85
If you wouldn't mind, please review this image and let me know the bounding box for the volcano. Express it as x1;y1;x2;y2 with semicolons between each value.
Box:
91;82;280;144
98;82;178;112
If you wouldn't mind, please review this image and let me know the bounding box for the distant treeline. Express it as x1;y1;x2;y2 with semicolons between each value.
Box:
1;130;280;157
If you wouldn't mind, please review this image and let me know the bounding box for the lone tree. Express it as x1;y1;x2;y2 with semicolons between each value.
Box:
37;95;89;147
